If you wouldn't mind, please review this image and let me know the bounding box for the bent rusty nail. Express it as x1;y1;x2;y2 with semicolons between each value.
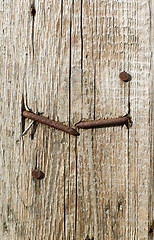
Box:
75;115;132;129
23;110;80;136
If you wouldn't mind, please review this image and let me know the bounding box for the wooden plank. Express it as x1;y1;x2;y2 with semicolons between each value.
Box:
0;0;153;240
128;2;153;239
76;1;129;239
95;1;130;238
76;5;97;234
62;1;78;239
0;0;69;239
24;1;71;239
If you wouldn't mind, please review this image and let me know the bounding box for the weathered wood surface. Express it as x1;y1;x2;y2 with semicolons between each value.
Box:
0;0;153;239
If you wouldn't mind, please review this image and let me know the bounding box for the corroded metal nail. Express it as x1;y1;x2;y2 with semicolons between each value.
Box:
76;115;132;129
23;110;80;136
119;71;131;82
32;169;45;180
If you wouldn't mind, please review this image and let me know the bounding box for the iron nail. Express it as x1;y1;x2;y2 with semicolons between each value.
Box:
23;110;80;136
119;71;131;82
32;169;45;180
75;114;132;129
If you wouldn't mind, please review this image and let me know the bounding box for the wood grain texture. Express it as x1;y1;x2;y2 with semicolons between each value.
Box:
0;0;153;240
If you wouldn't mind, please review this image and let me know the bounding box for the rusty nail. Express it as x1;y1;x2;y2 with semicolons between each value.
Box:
75;115;132;129
22;110;80;136
119;71;131;82
32;169;45;180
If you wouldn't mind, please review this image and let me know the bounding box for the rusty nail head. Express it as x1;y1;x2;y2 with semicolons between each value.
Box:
119;71;131;82
32;169;45;180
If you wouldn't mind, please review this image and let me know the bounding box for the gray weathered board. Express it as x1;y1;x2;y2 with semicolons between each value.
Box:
0;0;153;239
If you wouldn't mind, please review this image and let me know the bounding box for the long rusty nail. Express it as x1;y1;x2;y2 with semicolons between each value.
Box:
76;115;132;129
119;71;131;82
32;169;45;180
23;110;80;136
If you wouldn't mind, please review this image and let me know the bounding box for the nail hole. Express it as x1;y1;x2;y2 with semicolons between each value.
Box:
149;220;154;238
3;222;8;233
31;6;36;17
149;228;153;234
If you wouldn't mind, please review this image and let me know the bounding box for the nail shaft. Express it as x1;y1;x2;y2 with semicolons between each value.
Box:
76;115;131;129
23;110;79;136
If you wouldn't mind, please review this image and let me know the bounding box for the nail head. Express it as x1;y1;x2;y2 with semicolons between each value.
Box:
119;71;131;82
32;169;45;180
